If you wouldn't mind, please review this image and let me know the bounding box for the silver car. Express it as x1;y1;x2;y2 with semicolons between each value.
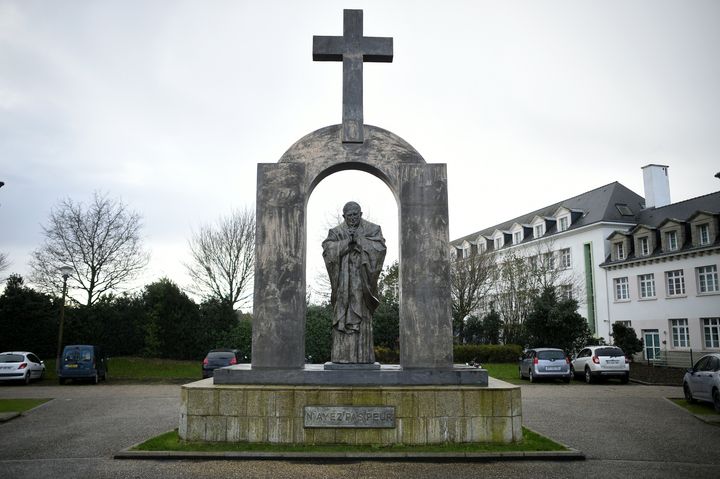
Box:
0;351;46;384
519;348;572;383
683;353;720;413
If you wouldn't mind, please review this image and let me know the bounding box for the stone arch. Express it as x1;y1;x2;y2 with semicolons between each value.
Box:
252;125;452;370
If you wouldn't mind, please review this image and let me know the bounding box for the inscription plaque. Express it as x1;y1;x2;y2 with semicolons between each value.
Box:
304;406;396;428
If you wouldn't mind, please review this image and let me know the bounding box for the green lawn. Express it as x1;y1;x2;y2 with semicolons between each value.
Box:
670;398;720;416
0;398;51;413
43;357;200;381
482;363;520;382
133;427;567;453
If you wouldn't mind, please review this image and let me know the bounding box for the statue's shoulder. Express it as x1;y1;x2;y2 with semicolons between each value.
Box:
361;219;381;234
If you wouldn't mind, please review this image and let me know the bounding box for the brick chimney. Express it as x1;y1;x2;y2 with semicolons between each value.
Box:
642;164;670;208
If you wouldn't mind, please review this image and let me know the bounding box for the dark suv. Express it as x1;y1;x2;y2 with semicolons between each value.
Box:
202;349;241;378
58;345;108;384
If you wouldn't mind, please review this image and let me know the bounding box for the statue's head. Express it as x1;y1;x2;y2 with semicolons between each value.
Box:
342;201;362;228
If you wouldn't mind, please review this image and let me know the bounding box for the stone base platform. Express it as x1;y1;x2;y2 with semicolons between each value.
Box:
179;378;522;445
212;363;488;386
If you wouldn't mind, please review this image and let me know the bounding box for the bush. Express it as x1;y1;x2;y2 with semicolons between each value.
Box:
374;346;399;364
453;344;523;364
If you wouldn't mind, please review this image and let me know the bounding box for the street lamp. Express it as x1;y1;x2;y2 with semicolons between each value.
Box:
56;266;73;373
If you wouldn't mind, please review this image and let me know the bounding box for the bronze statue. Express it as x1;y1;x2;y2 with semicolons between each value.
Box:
322;202;386;363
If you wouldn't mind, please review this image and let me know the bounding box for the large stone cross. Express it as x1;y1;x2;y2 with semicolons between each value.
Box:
313;9;393;143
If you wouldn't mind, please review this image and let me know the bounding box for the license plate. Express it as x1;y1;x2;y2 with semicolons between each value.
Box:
66;364;78;368
546;366;561;371
607;360;618;364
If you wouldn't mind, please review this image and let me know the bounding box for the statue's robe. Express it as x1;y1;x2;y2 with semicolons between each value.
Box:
322;219;386;363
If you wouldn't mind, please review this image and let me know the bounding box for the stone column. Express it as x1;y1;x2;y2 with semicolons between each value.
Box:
398;163;453;369
252;163;307;369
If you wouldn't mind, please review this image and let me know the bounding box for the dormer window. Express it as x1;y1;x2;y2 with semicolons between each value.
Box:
533;224;544;238
478;242;487;254
513;231;522;245
461;242;471;259
494;237;503;249
666;231;678;251
615;242;625;260
699;223;710;245
558;216;569;232
639;236;650;256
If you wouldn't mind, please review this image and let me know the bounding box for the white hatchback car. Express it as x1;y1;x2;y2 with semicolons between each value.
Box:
0;351;46;384
683;353;720;413
571;345;629;384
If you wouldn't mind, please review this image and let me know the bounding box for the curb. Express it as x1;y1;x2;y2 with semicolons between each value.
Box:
665;397;720;426
0;412;21;422
114;448;585;462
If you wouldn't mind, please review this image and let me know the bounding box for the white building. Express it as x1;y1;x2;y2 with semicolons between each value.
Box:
602;167;720;361
451;165;720;350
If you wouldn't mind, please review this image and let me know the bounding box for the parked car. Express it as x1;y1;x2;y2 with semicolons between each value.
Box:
571;345;629;384
58;345;108;384
683;353;720;413
0;351;46;385
518;348;572;383
202;349;241;378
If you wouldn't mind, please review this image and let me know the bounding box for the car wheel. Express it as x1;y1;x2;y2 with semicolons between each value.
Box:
563;377;571;384
528;369;535;383
713;389;720;413
683;383;695;403
23;373;31;385
584;367;594;384
59;377;66;385
93;373;99;385
40;370;45;381
519;368;524;380
570;365;576;380
620;373;629;384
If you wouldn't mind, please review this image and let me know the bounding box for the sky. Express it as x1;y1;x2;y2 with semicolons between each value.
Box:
1;1;719;305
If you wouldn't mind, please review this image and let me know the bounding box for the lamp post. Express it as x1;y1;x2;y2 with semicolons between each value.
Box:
56;266;73;372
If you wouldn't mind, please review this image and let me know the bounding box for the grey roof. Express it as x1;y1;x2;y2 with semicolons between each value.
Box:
634;191;720;227
452;182;645;246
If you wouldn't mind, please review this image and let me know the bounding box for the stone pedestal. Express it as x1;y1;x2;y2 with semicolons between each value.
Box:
179;378;522;445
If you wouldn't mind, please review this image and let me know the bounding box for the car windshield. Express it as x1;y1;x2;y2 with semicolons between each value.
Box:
0;354;24;363
595;347;624;357
538;350;566;360
64;348;93;362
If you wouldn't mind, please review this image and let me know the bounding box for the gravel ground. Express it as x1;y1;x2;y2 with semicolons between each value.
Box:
1;380;718;478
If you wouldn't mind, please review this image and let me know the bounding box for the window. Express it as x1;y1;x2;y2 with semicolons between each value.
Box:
703;318;720;348
462;244;470;259
544;252;555;270
513;231;522;245
528;256;538;270
644;330;661;360
558;216;569;232
697;265;719;293
699;223;711;246
614;277;629;300
665;270;685;296
670;319;689;348
616;320;632;328
533;224;544;238
494;237;503;249
666;230;678;251
638;274;655;298
559;284;573;300
615;242;625;260
478;243;487;254
560;248;571;269
639;236;650;256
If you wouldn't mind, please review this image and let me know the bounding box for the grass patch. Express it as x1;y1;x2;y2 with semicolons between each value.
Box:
133;427;567;453
43;357;200;381
482;363;520;382
0;398;51;413
670;398;720;416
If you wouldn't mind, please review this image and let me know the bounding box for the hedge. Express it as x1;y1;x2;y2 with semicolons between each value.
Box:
453;344;523;364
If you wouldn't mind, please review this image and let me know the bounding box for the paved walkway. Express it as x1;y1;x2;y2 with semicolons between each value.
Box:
1;381;718;478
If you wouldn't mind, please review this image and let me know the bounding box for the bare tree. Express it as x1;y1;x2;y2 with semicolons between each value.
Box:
450;250;496;342
185;207;255;310
0;252;9;280
30;192;149;306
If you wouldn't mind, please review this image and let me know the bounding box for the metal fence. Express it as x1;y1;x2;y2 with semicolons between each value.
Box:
644;349;714;369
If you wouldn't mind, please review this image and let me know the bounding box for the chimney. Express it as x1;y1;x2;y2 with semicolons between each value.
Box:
642;164;670;208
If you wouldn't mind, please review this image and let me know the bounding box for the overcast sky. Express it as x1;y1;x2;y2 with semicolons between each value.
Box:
1;1;719;305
